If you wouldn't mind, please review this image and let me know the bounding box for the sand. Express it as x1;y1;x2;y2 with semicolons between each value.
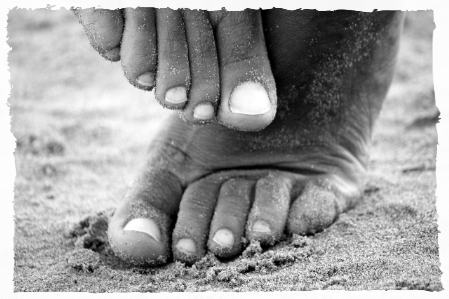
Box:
9;8;442;292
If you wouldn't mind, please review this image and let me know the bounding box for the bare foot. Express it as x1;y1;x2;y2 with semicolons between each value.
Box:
105;10;405;265
73;8;276;131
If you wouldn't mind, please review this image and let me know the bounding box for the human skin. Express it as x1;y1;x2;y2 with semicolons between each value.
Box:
75;9;405;265
74;8;277;131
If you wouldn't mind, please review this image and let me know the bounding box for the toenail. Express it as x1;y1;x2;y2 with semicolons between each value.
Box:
193;103;214;120
136;72;155;87
175;238;196;255
212;228;235;248
230;82;271;115
165;86;188;104
103;48;120;61
252;220;271;233
123;218;161;242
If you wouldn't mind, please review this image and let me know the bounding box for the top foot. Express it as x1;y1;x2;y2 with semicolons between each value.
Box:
75;8;278;131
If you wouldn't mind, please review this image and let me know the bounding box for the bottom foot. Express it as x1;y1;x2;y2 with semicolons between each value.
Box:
109;166;363;265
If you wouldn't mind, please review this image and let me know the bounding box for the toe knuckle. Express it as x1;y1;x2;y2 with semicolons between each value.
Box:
127;51;157;64
190;41;217;60
160;141;189;164
222;51;266;68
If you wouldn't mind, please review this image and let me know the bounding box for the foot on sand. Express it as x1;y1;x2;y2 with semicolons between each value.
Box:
74;8;276;131
107;10;405;265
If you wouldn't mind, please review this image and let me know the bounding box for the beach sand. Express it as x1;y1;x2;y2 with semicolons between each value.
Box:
10;9;442;292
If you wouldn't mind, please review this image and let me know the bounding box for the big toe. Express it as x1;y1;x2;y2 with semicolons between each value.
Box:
210;10;277;131
108;165;184;265
109;210;168;265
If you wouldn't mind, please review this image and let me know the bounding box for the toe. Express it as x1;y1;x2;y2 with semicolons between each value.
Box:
120;8;157;90
287;181;341;235
210;9;277;131
154;8;190;109
73;8;124;61
193;103;215;121
123;218;161;242
171;175;225;264
228;82;271;115
179;9;220;125
246;172;293;245
108;163;184;266
208;178;255;258
108;202;169;265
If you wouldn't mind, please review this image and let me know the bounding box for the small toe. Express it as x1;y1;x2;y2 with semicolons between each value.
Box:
136;72;155;88
208;178;255;258
212;228;234;248
246;173;293;245
179;9;220;125
74;8;124;61
287;181;341;235
154;8;191;109
165;86;188;104
171;175;224;264
121;7;157;90
193;103;215;121
176;238;197;255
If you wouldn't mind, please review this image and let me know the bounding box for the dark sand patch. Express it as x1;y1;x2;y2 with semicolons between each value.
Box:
10;9;442;292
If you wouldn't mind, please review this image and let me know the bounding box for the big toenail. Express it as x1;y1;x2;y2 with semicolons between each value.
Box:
123;218;161;242
230;82;271;115
193;103;214;120
136;72;155;87
212;228;235;248
165;86;188;104
252;221;271;233
175;238;196;255
103;48;120;60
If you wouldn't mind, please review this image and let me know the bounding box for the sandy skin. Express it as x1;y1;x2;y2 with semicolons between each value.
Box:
62;1;404;265
74;8;277;131
0;0;449;298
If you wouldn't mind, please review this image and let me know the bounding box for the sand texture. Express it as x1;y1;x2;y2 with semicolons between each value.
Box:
10;9;442;292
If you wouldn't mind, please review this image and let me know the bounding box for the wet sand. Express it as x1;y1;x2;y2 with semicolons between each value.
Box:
9;9;442;292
